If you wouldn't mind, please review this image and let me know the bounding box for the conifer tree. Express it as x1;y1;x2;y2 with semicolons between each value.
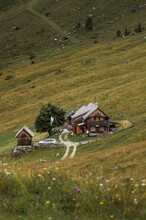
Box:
117;29;122;37
85;17;93;30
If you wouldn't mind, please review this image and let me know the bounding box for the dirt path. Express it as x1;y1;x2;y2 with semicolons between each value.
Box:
27;0;78;44
59;133;96;160
59;134;79;160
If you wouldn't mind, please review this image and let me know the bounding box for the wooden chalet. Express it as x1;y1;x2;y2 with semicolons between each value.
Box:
71;103;110;135
15;126;34;146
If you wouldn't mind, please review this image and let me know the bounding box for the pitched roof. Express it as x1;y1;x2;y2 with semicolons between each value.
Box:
15;126;34;138
83;103;98;120
71;103;98;119
66;111;75;118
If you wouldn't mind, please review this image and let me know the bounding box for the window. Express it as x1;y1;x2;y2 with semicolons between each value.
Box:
100;117;104;121
99;127;104;132
90;127;96;132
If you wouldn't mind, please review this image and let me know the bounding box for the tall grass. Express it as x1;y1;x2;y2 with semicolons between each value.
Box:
0;161;146;220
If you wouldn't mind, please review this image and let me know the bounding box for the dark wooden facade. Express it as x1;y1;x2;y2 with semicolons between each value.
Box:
15;126;34;146
71;104;109;135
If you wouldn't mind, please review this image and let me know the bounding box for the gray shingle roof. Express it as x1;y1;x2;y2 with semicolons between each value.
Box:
83;103;98;120
66;111;75;118
71;103;98;120
15;126;34;138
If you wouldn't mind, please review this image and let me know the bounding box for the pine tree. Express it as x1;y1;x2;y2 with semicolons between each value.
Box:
117;29;122;37
124;27;130;36
85;17;93;30
135;22;142;33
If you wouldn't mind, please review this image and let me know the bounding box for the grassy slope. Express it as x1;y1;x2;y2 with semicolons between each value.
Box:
0;1;146;153
1;33;146;150
0;1;146;219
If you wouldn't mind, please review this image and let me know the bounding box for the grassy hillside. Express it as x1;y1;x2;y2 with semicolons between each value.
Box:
0;0;146;69
0;1;146;219
0;140;146;219
0;32;146;150
0;0;28;11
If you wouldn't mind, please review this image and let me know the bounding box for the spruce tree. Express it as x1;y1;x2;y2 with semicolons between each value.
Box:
135;22;142;33
85;17;93;30
117;29;122;37
124;27;130;36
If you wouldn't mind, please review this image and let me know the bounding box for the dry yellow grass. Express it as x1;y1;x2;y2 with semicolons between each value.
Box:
0;31;146;148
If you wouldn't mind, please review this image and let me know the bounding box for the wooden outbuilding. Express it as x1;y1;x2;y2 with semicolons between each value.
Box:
15;126;34;146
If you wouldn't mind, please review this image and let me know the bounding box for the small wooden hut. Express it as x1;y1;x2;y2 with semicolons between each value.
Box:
15;126;34;146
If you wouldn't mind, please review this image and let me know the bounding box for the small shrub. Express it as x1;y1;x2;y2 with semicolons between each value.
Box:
124;27;130;36
5;75;13;80
29;54;36;60
117;29;122;37
85;17;93;31
135;22;143;33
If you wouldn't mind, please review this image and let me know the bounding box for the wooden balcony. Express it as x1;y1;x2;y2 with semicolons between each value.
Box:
87;120;108;127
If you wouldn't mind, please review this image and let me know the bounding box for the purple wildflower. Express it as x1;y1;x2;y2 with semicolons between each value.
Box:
99;176;106;180
75;186;82;193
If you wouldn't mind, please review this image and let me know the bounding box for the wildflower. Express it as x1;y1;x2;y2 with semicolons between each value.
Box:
45;200;50;204
38;174;42;177
40;159;46;163
52;177;56;181
99;176;106;180
99;201;104;205
134;198;138;204
142;183;146;186
99;183;104;187
48;217;52;220
3;163;8;166
130;178;134;181
75;186;82;193
43;167;46;170
48;187;51;190
4;168;11;175
110;215;114;218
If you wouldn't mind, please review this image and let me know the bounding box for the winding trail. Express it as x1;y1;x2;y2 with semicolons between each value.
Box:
59;133;96;160
59;133;79;160
27;0;79;44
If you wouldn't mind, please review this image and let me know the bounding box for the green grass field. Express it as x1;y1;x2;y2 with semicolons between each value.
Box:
0;0;146;219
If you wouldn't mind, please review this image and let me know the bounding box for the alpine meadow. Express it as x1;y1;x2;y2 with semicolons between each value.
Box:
0;0;146;219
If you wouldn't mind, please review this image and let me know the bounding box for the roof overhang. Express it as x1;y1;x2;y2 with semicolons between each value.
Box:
78;122;86;126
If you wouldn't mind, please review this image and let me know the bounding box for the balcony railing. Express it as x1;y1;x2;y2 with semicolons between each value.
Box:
87;120;108;127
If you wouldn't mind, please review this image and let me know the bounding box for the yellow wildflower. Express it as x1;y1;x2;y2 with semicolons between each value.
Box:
110;215;114;218
99;201;104;205
45;200;50;204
